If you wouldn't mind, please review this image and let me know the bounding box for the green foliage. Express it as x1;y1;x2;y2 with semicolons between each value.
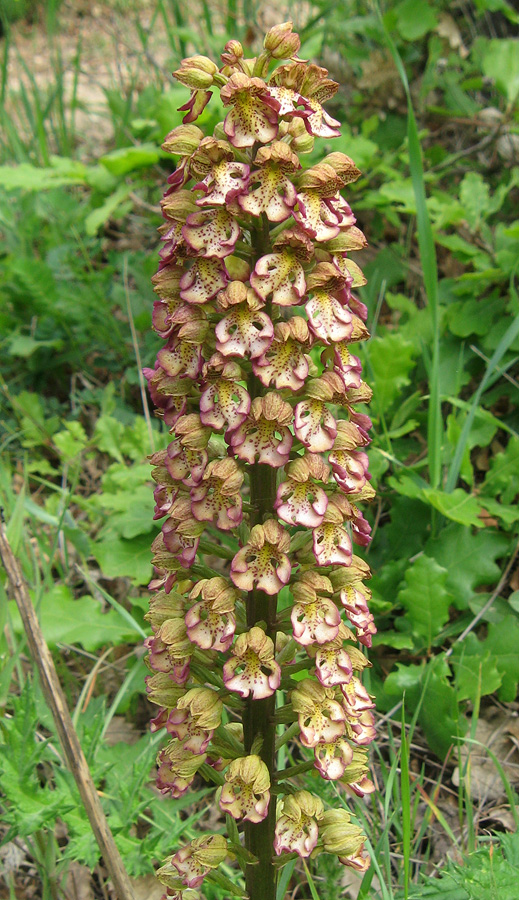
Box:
409;833;519;899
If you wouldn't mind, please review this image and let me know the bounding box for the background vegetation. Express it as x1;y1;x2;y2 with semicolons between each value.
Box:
1;0;518;898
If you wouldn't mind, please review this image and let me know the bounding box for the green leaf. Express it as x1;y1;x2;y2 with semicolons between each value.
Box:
92;486;155;539
7;334;63;357
99;144;160;176
481;437;519;504
422;488;484;528
397;555;452;648
92;531;153;585
450;633;502;702
459;172;490;231
482;39;519;103
395;0;438;40
84;184;133;236
0;158;88;191
54;422;89;461
484;616;519;701
9;584;138;650
94;416;126;462
425;524;509;609
366;332;417;411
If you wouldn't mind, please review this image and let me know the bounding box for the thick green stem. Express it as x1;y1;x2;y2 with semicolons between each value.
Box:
244;216;277;900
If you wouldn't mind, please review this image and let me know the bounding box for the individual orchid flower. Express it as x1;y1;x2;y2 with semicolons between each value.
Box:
252;318;311;391
223;626;281;699
274;791;324;858
312;498;353;567
156;739;207;797
215;281;274;359
250;230;310;305
291;679;346;747
239;142;300;222
314;623;355;686
230;520;291;594
275;455;329;527
314;737;354;780
290;572;340;646
221;73;280;147
166;835;227;890
340;583;377;648
218;755;271;822
182;208;240;258
185;577;237;652
227;393;293;466
190;457;243;530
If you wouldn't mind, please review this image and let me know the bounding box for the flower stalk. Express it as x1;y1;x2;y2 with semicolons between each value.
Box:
145;21;378;900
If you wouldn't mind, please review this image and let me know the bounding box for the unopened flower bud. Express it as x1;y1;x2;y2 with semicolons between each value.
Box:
174;56;219;90
162;124;203;156
264;21;301;59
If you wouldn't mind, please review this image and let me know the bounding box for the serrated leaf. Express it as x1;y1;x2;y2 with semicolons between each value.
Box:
422;488;484;528
450;633;502;702
484;616;519;702
425;524;509;609
94;415;126;462
397;555;451;648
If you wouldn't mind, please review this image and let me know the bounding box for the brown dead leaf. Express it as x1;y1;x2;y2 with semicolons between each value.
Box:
130;874;164;900
65;862;94;900
452;713;519;802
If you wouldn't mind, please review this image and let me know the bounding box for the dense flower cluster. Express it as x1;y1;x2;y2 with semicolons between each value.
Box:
145;22;377;900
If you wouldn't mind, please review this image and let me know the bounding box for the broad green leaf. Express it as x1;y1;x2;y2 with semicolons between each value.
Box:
423;488;484;528
7;334;63;357
371;631;415;649
397;555;451;648
484;616;519;702
395;0;438;40
99;144;160;176
450;633;502;702
91;486;155;539
0;159;88;191
482;39;519;103
425;524;509;609
366;332;417;411
92;530;153;585
9;584;138;649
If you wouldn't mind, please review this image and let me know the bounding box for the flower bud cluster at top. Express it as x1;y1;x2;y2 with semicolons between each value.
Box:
144;21;378;900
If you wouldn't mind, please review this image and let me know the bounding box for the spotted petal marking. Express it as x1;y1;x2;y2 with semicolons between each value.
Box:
215;304;274;359
194;160;250;206
223;628;281;699
314;738;354;780
239;167;297;222
250;251;306;306
266;85;313;118
228;417;292;467
157;338;203;380
185;600;236;653
304;97;341;138
253;336;309;390
315;644;353;686
199;378;251;430
180;258;228;305
312;522;353;567
190;459;243;531
291;680;346;748
275;479;328;528
222;75;280;148
182;209;240;258
329;449;370;493
165;440;208;487
294;399;337;452
294;191;341;241
291;597;340;646
306;290;353;344
230;522;291;595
